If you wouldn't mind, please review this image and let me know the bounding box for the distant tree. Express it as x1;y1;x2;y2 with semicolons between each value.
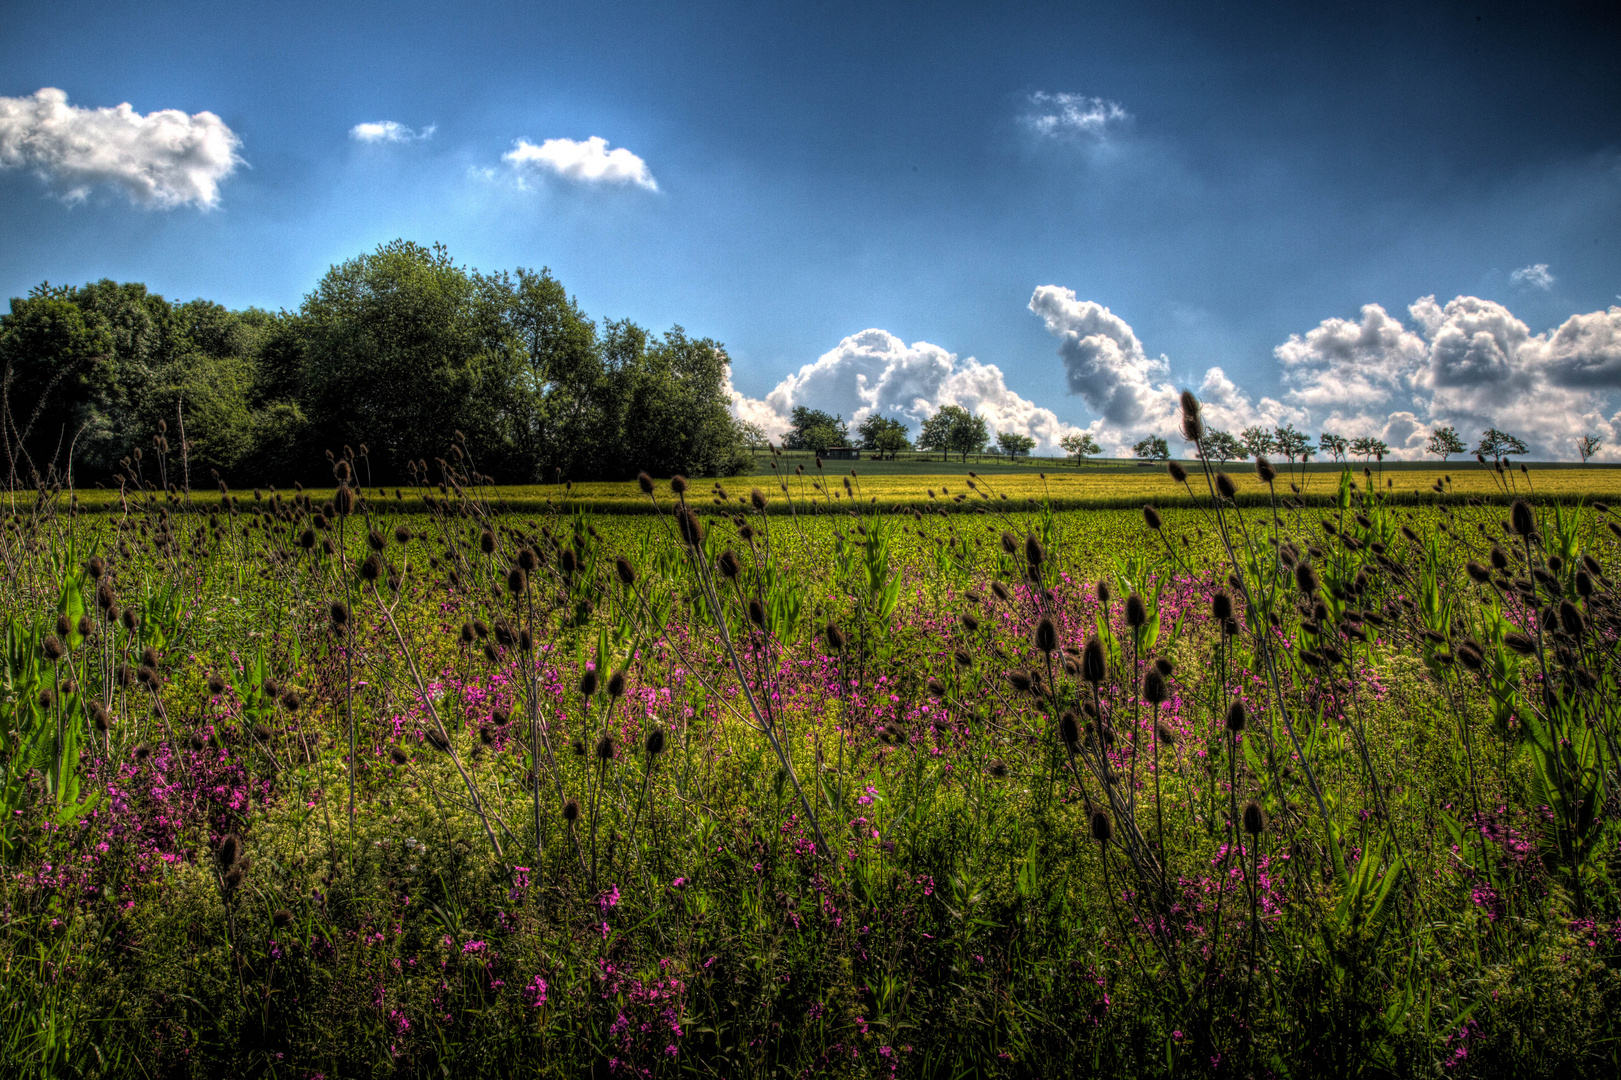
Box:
918;405;988;462
1577;434;1604;463
1198;429;1246;462
1425;425;1466;463
1133;435;1169;462
1059;431;1100;463
1318;432;1348;462
782;406;849;456
1475;428;1528;459
996;431;1036;458
1239;426;1277;460
1350;436;1389;462
854;414;911;459
1273;424;1313;463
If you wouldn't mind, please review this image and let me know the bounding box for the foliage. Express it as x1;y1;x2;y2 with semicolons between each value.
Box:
995;431;1035;458
1477;428;1530;458
1427;425;1466;461
854;414;911;459
1059;430;1100;462
917;404;988;462
782;406;850;455
1131;434;1168;461
1198;429;1246;462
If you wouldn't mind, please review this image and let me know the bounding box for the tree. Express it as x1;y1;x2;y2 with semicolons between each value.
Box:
1059;431;1100;463
855;414;911;459
1318;432;1348;462
996;431;1036;458
1350;436;1389;462
918;405;988;462
1133;435;1169;462
1239;426;1277;460
1476;428;1528;459
1273;424;1313;463
1425;425;1465;462
1198;429;1246;462
782;406;849;455
1577;434;1604;463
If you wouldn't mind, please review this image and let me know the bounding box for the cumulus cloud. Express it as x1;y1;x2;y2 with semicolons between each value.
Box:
1276;296;1621;459
0;87;241;208
350;121;434;143
1021;93;1129;140
503;136;656;191
728;329;1077;451
1511;263;1555;290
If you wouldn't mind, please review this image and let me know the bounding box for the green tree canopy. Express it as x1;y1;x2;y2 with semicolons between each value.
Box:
782;407;849;455
996;431;1036;458
918;405;988;462
1059;431;1100;462
1425;425;1466;461
855;414;911;459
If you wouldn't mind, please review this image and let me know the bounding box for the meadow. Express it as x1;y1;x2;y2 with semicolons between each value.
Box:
5;434;1621;1077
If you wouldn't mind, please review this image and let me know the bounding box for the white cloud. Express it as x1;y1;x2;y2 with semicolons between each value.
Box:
1022;93;1129;140
503;136;657;191
350;121;434;143
729;329;1077;452
0;87;241;208
1510;263;1555;290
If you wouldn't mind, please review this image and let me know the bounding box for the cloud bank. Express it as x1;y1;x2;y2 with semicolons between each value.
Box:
732;289;1621;462
728;329;1075;451
0;87;241;208
503;136;657;191
350;121;434;143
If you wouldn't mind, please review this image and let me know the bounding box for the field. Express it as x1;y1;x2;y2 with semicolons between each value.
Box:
5;460;1621;1077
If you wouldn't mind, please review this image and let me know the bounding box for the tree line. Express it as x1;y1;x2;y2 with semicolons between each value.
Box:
0;240;756;488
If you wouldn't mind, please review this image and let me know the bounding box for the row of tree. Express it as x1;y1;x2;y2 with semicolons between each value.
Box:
1125;424;1568;466
0;241;757;487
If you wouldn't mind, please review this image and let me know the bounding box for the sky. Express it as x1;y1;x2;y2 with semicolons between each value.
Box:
1;0;1619;458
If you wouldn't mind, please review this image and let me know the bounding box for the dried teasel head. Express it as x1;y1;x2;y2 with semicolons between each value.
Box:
1167;460;1187;484
1559;600;1586;636
607;670;626;698
1225;699;1247;732
616;556;637;585
1510;500;1536;538
670;475;688;496
1142;668;1167;705
562;798;581;822
1124;593;1147;628
751;487;768;511
1142;504;1162;530
1255;456;1276;484
1034;617;1058;655
644;726;666;756
718;549;741;579
361;553;384;582
579;669;599;697
1082;636;1106;684
1155;721;1177;745
1179;389;1203;441
1214;472;1236;500
595;735;616;761
1242;800;1267;836
1154;657;1174;677
1059;711;1080;747
638;471;655;494
1090;810;1113;844
826;622;847;651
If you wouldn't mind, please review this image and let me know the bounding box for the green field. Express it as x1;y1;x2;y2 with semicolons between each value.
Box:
3;469;1621;1076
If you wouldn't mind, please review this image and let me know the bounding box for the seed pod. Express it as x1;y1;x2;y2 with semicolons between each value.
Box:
1125;593;1147;628
394;524;413;544
636;471;655;494
615;556;636;585
1225;700;1247;732
1142;504;1162;530
562;798;581;822
517;547;538;572
1000;531;1018;555
1510;500;1535;538
424;728;451;751
1059;712;1080;747
1502;631;1536;655
1179;390;1203;441
748;598;766;627
1211;591;1233;622
1242;800;1267;836
1142;668;1167;705
330;601;349;628
1034;617;1058;655
952;647;972;668
1559;600;1586;636
991;582;1010;602
826;622;847;651
580;670;599;697
216;833;241;871
1154;657;1174;677
42;635;66;661
988;759;1008;778
334;486;355;516
677;508;704;548
595;735;616;761
90;702;111;731
1215;472;1236;500
480;530;496;555
273;909;294;928
751;487;768;511
1295;562;1318;597
926;677;946;696
1155;721;1177;745
1096;580;1111;605
559;548;577;575
607;670;626;698
1167;460;1187;483
87;555;105;579
670;475;688;495
207;674;226;695
960;613;979;632
1024;534;1044;571
718;549;741;579
1006;670;1033;693
1465;561;1491;584
506;566;527;594
1490;545;1509;571
1082;636;1106;684
390;747;408;765
1255;456;1276;484
1090;810;1113;844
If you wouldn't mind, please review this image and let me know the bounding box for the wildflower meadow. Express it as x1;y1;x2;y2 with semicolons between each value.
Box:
4;393;1621;1078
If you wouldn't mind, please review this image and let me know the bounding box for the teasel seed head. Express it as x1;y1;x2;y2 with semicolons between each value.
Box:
670;475;688;495
1576;570;1594;597
1142;504;1162;530
1490;545;1509;571
1034;616;1058;655
1024;534;1044;571
1059;711;1080;747
1090;810;1113;844
87;555;105;579
506;566;527;594
677;508;705;548
1082;636;1107;684
1225;699;1247;732
42;634;65;661
1179;389;1203;441
580;669;598;697
390;747;408;765
1125;593;1147;628
1143;668;1167;705
595;735;616;761
334;486;354;516
360;553;383;581
207;674;226;695
1255;455;1276;484
751;487;768;511
826;622;847;651
718;549;741;579
394;524;412;545
644;726;666;756
216;833;241;871
1154;657;1174;677
1096;580;1111;605
953;647;972;667
616;556;637;585
517;547;538;572
1295;561;1318;597
1215;472;1237;500
562;798;580;822
1242;800;1267;836
1155;721;1177;745
607;670;626;698
1000;531;1018;555
1006;670;1033;693
991;581;1010;602
1465;561;1491;584
748;598;766;628
638;471;655;494
1560;599;1586;636
1510;500;1536;538
1167;460;1188;484
329;601;350;628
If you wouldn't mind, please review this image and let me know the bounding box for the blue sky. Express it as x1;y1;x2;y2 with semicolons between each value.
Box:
2;1;1619;457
